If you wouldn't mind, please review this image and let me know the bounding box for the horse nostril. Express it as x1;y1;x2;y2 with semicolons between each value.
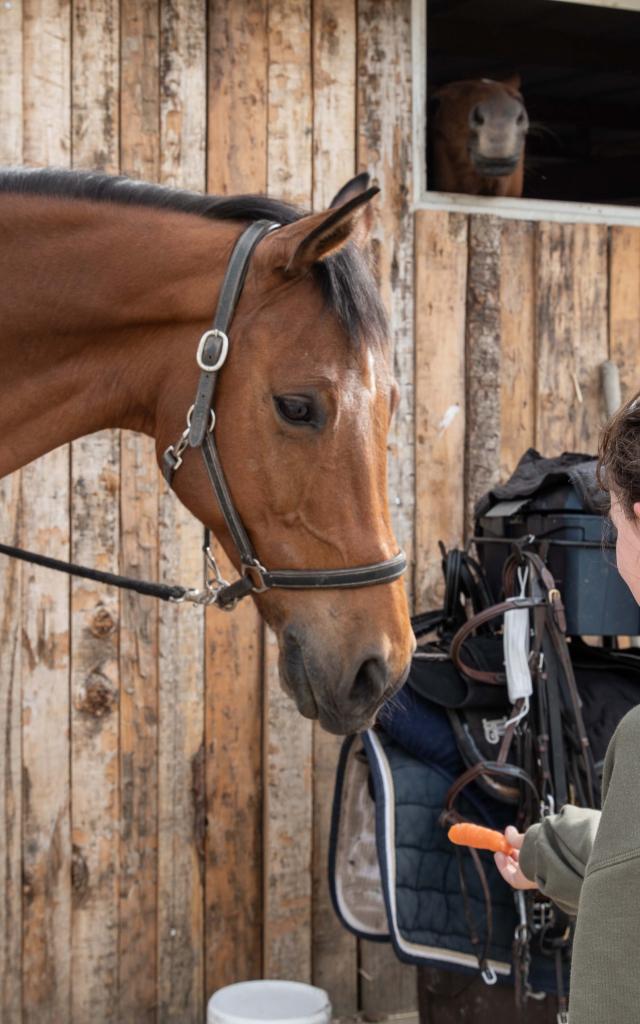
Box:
517;111;526;126
350;657;387;707
471;105;485;127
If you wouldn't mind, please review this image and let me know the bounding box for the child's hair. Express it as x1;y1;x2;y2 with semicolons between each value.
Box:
597;390;640;517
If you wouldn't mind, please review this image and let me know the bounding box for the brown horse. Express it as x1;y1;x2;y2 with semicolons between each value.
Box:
0;168;414;736
429;75;528;197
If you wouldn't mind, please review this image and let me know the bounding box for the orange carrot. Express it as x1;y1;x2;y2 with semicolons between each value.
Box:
448;822;514;856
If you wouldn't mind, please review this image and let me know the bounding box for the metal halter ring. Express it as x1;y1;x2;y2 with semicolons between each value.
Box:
242;559;269;593
196;328;229;373
186;403;216;434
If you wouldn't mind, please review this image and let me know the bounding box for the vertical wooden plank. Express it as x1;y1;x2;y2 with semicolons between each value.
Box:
158;2;207;1019
609;227;640;402
119;3;160;1020
311;2;359;1014
358;4;416;1008
0;472;22;1024
263;0;313;983
536;224;608;455
205;0;268;997
69;3;120;1020
465;216;502;533
208;1;268;195
267;0;312;205
358;0;415;585
499;220;536;478
414;212;468;612
21;3;72;1021
0;7;23;1020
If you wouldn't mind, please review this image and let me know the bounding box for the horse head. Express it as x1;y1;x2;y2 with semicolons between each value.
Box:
430;75;528;196
160;175;415;735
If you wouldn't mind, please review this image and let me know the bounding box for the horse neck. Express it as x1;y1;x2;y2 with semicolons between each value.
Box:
0;195;237;478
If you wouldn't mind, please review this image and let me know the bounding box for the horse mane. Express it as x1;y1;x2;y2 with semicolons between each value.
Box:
0;166;387;348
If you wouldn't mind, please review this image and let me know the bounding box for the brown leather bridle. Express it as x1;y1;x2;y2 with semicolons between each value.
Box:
161;219;407;611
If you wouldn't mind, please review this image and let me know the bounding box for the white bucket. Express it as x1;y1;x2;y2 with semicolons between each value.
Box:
207;980;332;1024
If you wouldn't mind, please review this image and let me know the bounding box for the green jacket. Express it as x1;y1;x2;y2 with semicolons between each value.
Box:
519;704;640;1022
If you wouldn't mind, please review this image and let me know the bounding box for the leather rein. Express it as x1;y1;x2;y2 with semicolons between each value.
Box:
0;219;406;611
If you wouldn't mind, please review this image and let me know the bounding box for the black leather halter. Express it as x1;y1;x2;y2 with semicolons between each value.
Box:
161;219;407;610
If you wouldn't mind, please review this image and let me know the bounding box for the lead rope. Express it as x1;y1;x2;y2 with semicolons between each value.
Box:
0;538;212;604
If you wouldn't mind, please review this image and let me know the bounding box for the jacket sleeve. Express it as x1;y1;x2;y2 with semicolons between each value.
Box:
519;805;602;916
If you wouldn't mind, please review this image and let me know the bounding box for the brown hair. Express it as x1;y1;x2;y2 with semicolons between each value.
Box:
597;389;640;517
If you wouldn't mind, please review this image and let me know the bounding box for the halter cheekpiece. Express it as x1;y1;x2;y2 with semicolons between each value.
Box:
161;219;407;610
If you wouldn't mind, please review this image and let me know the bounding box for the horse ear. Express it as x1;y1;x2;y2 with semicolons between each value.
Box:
329;172;371;209
501;72;522;91
270;186;380;279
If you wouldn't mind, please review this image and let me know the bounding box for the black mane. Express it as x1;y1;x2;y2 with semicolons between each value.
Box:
0;167;388;347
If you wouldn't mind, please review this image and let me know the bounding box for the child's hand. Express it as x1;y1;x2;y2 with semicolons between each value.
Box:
494;826;538;890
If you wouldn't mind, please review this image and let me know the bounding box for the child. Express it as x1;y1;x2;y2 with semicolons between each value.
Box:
495;392;640;1023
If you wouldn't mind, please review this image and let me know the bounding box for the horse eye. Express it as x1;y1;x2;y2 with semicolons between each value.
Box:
274;394;315;425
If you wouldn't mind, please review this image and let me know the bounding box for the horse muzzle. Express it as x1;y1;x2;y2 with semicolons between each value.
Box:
279;625;411;735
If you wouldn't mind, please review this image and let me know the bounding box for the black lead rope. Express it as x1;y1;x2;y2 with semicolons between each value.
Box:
0;542;189;603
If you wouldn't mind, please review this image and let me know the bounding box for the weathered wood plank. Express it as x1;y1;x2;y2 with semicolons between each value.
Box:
499;220;536;478
465;216;502;534
158;1;207;1019
358;0;415;583
205;0;268;996
0;474;22;1024
21;3;72;1021
535;224;608;455
310;1;359;1013
70;3;120;1019
0;7;23;1020
414;210;468;613
267;0;312;206
0;0;23;165
204;588;263;990
118;3;160;1019
263;0;314;984
208;1;268;195
357;6;416;1006
609;226;640;402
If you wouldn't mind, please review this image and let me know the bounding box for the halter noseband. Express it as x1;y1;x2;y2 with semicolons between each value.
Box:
162;219;406;611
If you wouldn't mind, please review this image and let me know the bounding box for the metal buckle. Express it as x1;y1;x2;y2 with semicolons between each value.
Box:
481;966;497;986
196;328;229;372
242;559;269;593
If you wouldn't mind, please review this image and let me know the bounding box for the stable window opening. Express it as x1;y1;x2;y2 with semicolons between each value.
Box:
425;0;640;206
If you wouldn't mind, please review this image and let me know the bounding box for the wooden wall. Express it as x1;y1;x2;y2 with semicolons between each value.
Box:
0;2;416;1022
1;4;639;1024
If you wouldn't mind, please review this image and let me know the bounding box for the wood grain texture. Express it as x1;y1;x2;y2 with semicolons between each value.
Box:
0;7;22;1020
414;210;468;613
465;216;502;534
310;0;358;1013
609;226;640;402
205;0;268;996
70;4;120;1019
21;3;72;1021
0;0;23;164
499;220;536;477
267;0;312;205
118;3;160;1019
204;592;263;990
263;0;314;983
357;7;416;1004
208;0;268;195
358;0;415;584
0;474;22;1023
158;2;207;1019
535;223;608;455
